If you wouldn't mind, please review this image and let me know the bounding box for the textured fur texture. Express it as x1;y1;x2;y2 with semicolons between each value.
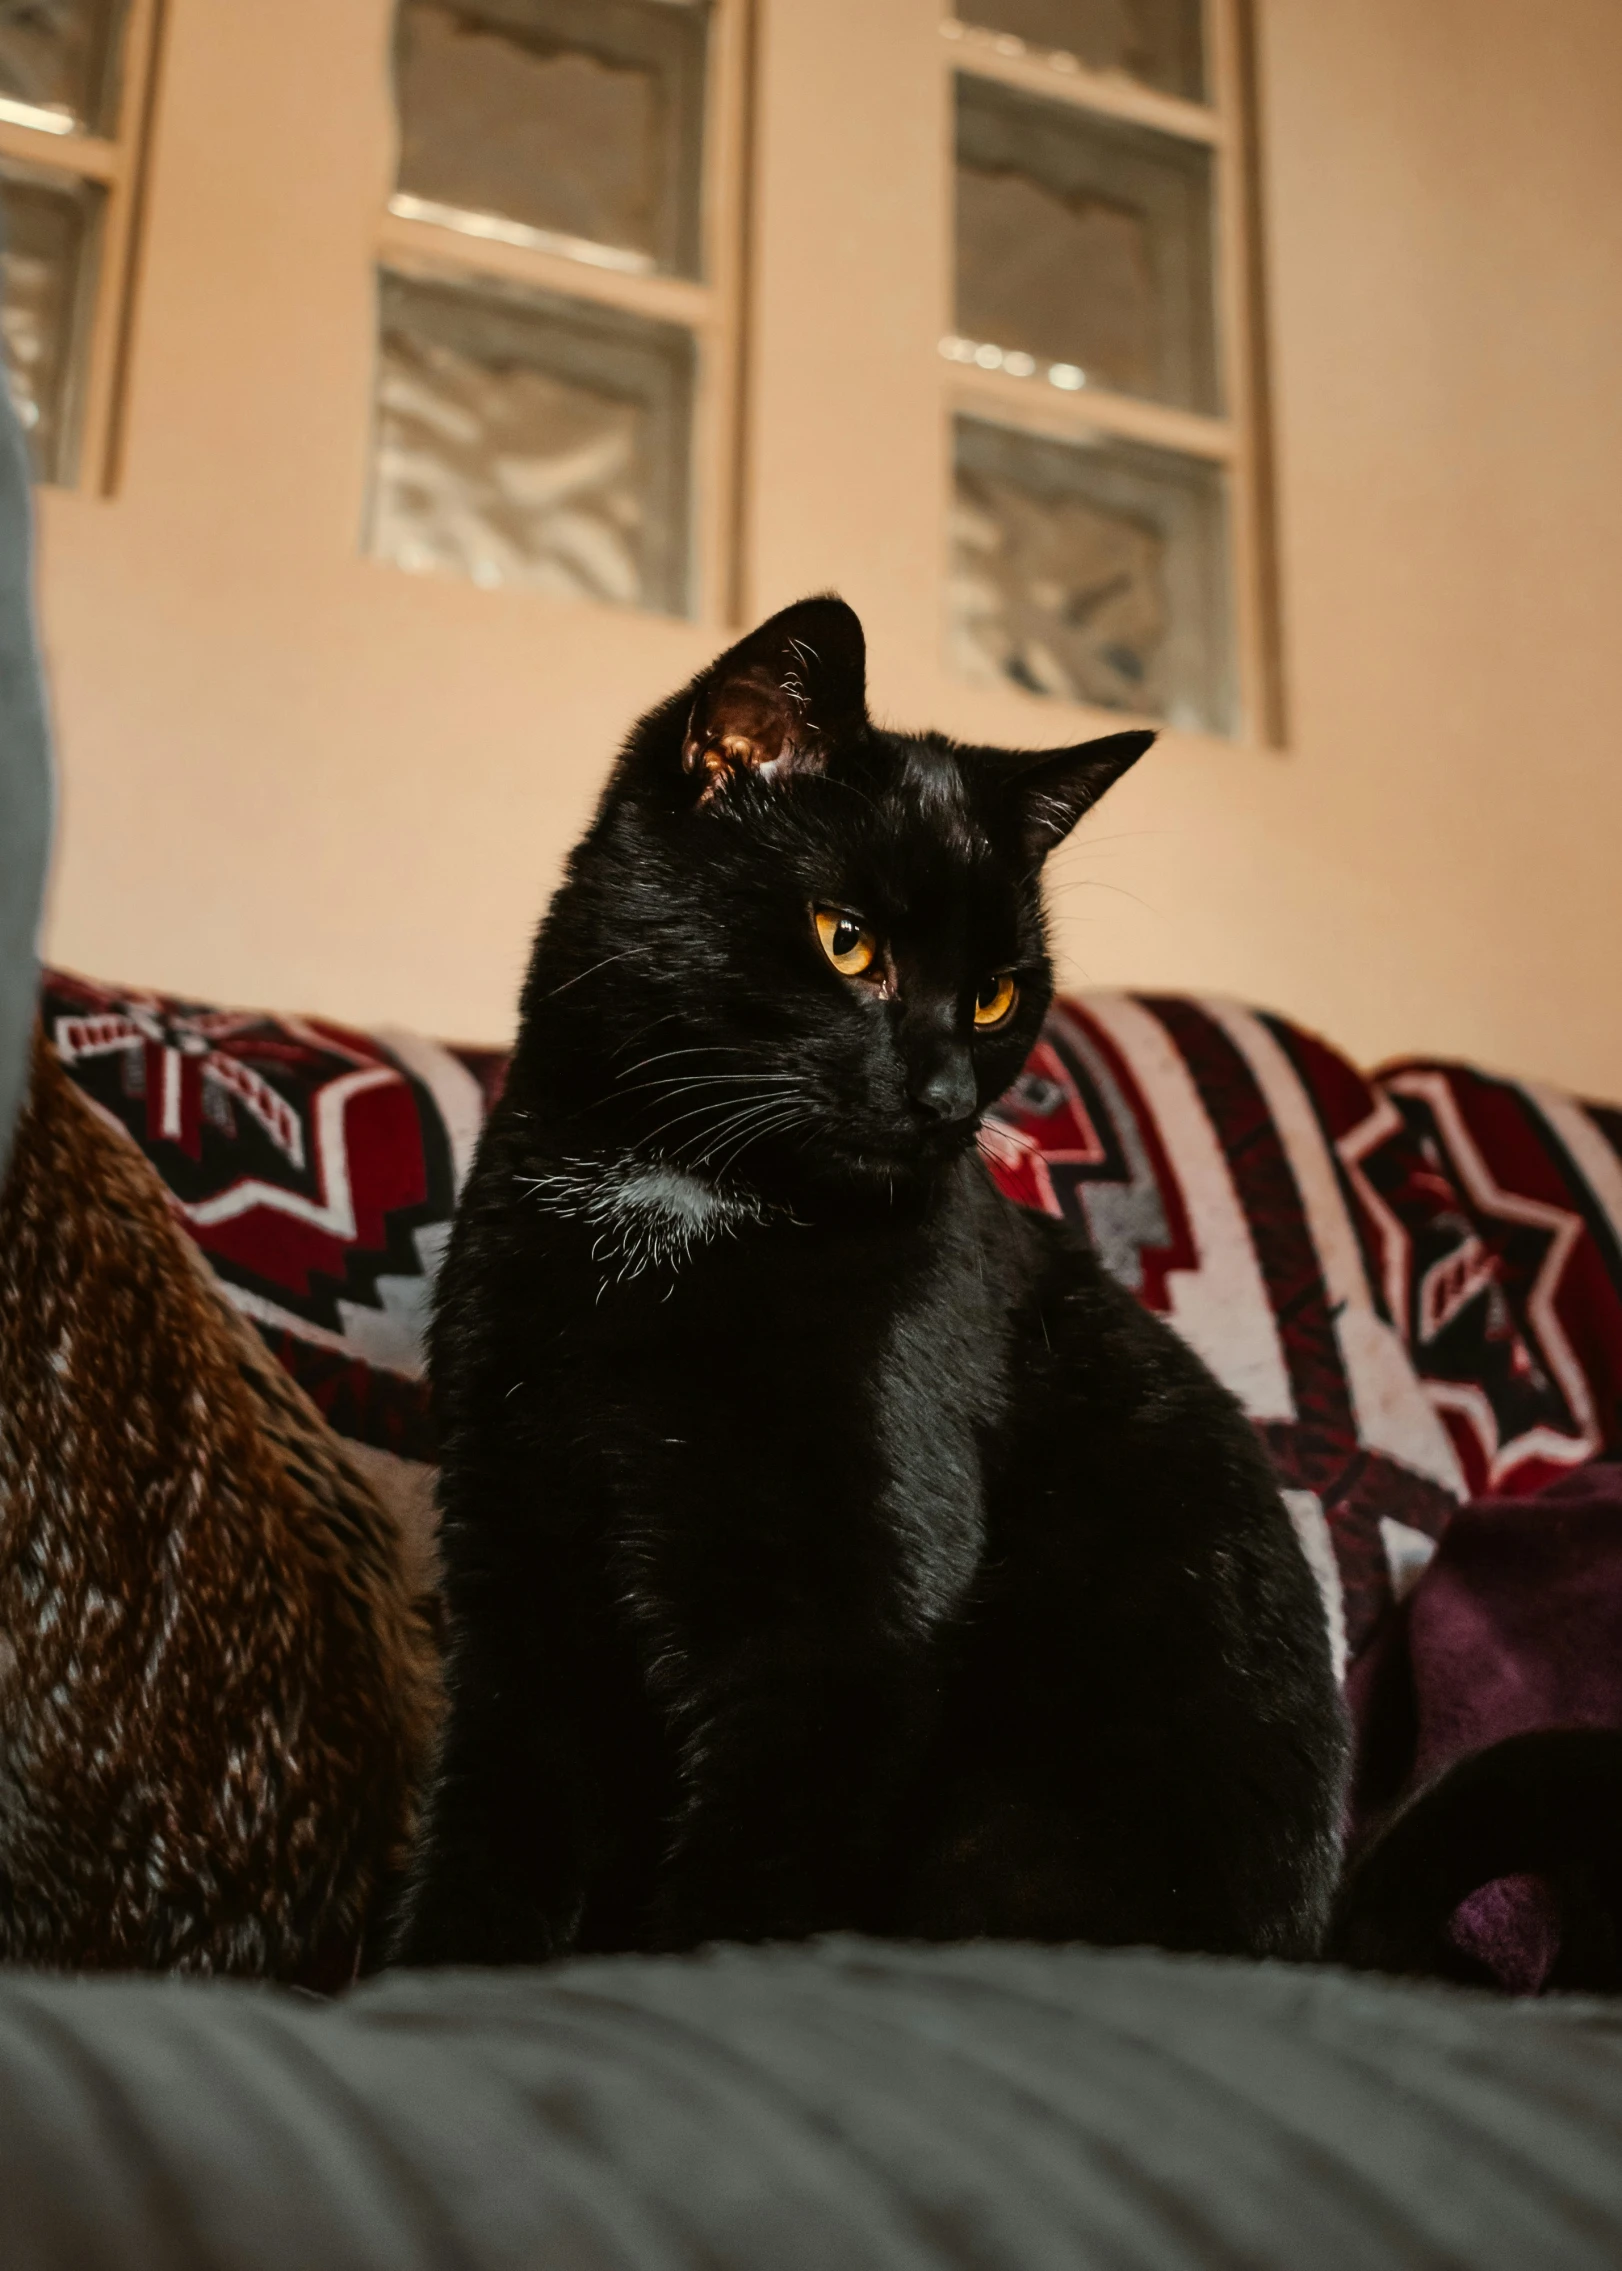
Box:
0;1035;439;1978
395;597;1349;1969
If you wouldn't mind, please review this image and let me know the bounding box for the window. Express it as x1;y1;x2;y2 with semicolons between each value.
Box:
366;0;749;623
942;2;1279;739
0;0;163;488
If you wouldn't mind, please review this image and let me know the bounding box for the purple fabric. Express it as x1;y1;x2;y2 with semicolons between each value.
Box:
1350;1461;1622;1991
1406;1462;1622;1778
1449;1875;1562;1995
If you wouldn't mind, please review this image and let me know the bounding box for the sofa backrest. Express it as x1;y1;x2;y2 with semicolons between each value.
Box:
39;967;1622;1670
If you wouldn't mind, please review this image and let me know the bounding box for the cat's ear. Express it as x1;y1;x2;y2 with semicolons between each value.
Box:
681;595;866;800
1005;729;1155;864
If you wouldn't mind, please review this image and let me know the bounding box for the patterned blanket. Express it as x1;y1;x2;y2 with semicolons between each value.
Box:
39;970;1622;1681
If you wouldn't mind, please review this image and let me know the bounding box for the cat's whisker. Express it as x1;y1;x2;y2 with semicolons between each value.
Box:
1052;828;1169;852
632;1094;811;1147
696;1125;794;1183
709;1113;811;1183
627;1090;812;1138
1042;876;1159;914
613;1042;766;1081
636;1088;806;1150
670;1100;804;1173
543;949;634;999
634;1078;805;1125
661;1092;805;1153
618;1071;807;1102
695;1102;812;1180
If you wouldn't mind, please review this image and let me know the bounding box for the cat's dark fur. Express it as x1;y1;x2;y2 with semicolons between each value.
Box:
394;597;1348;1966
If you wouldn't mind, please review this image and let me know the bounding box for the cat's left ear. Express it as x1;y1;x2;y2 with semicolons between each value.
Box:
1005;729;1156;864
681;595;866;800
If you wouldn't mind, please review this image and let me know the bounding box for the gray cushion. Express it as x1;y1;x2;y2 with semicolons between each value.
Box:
3;1939;1621;2270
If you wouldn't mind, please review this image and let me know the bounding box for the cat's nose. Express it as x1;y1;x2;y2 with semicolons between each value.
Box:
910;1053;978;1126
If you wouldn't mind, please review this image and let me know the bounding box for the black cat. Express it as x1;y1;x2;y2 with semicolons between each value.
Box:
394;596;1348;1966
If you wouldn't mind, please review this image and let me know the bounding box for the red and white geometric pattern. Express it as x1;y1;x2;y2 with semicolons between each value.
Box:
1357;1059;1622;1498
42;969;1622;1669
42;971;486;1468
983;995;1467;1665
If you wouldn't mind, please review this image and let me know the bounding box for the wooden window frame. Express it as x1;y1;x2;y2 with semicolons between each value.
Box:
940;0;1282;744
373;0;751;630
0;0;166;493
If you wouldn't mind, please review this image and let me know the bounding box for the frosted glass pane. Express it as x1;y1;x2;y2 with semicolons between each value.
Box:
394;0;708;276
0;0;125;130
0;165;99;483
950;416;1234;734
369;269;694;616
958;0;1204;101
956;73;1218;413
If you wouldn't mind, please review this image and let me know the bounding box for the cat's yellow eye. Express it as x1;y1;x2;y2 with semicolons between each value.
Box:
815;907;877;977
974;971;1019;1029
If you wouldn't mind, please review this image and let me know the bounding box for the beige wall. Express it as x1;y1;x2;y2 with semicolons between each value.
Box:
34;0;1622;1094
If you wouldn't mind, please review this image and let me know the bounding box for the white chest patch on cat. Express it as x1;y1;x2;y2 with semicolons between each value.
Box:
518;1156;767;1286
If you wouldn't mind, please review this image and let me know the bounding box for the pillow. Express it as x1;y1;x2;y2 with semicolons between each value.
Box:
1359;1058;1622;1496
0;1030;438;1977
38;967;490;1582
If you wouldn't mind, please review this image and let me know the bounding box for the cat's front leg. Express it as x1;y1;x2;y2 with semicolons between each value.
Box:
647;1629;934;1949
391;1698;578;1967
391;1539;601;1968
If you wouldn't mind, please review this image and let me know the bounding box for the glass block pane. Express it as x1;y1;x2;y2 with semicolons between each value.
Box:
0;0;126;132
0;164;100;483
950;415;1234;734
394;0;709;278
957;0;1204;102
368;268;694;615
956;73;1218;413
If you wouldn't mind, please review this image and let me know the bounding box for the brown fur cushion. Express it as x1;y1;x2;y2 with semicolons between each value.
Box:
0;1035;439;1979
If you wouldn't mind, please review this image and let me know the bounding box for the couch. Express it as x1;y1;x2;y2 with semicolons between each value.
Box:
7;1935;1622;2270
37;961;1622;1690
10;990;1622;2267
